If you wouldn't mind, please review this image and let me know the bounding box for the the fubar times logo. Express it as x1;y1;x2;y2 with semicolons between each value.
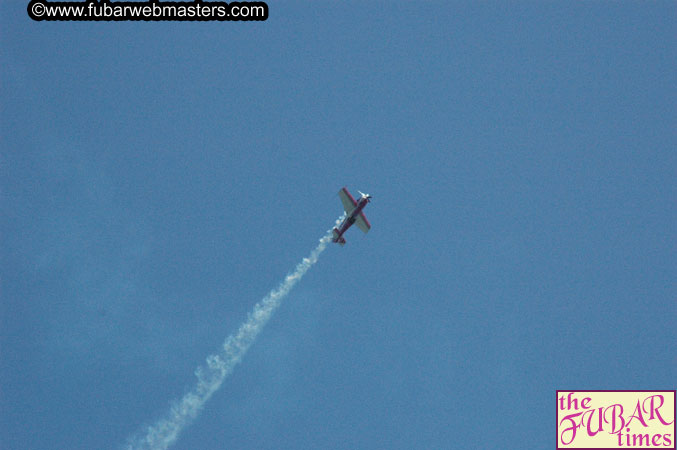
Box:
557;390;675;449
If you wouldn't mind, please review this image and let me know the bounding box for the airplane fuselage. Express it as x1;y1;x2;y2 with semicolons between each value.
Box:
332;187;372;245
335;196;369;240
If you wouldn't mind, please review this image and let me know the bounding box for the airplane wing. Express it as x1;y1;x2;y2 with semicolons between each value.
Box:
355;211;371;234
338;187;357;214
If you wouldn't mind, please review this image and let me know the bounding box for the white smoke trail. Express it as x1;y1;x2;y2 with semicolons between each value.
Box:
126;217;343;450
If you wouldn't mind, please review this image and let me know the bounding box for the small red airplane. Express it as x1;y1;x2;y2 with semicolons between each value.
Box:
332;187;372;246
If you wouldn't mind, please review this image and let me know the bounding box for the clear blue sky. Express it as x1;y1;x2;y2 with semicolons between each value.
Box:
2;2;675;449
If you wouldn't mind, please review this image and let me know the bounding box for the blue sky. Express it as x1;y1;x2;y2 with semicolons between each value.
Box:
2;2;675;449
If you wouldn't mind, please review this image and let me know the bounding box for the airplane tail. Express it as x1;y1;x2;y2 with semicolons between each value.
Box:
332;228;346;246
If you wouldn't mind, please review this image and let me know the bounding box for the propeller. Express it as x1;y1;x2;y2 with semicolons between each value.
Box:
358;190;372;201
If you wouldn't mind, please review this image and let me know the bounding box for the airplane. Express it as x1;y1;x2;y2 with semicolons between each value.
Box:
332;187;372;246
